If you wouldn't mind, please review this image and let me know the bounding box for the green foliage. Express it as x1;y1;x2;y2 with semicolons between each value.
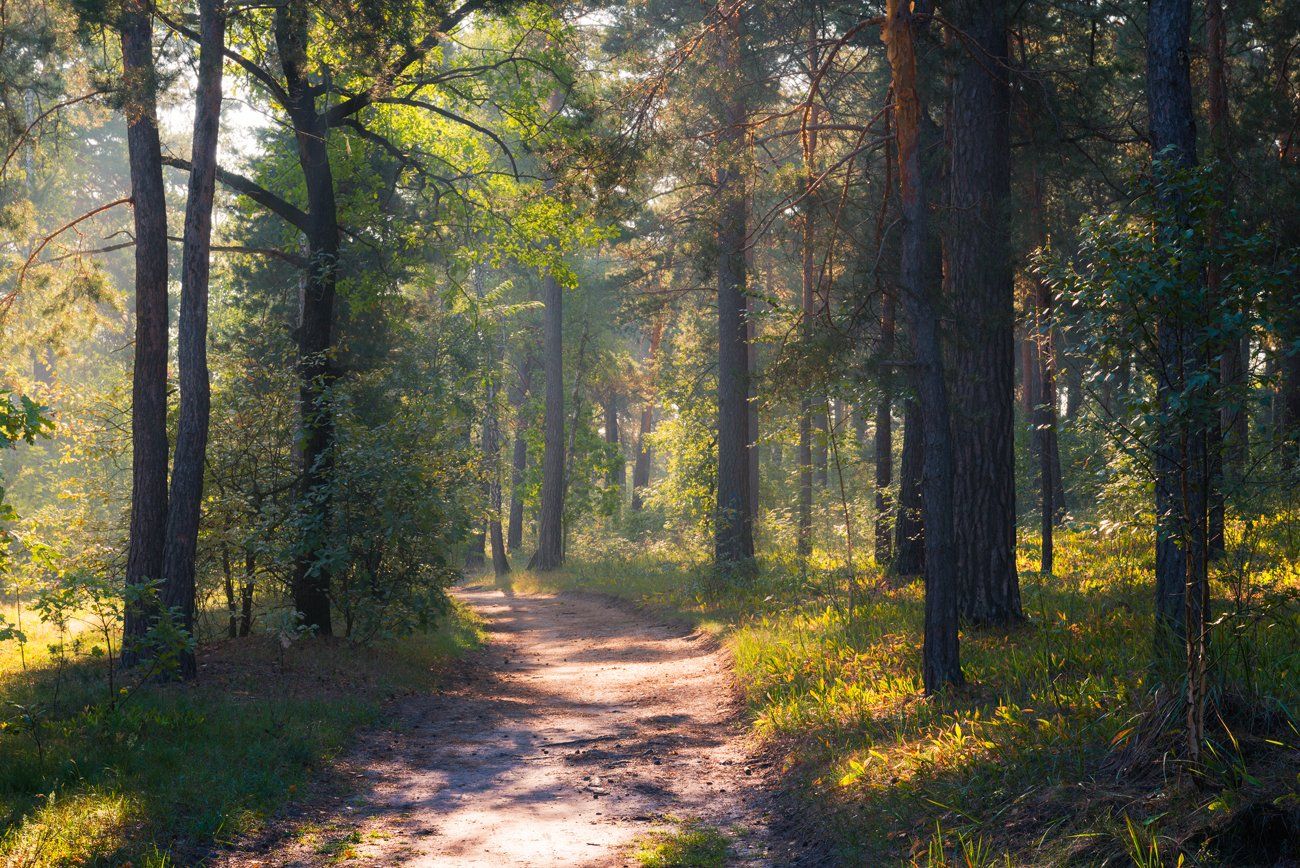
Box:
633;819;730;867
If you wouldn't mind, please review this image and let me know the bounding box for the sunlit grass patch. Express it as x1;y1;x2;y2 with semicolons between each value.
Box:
551;522;1300;865
632;818;730;867
0;600;483;865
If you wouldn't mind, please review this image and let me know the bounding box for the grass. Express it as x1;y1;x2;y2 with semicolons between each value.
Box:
0;598;484;866
525;520;1300;866
632;818;730;867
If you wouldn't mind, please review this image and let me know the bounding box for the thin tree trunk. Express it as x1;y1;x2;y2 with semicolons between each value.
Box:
239;549;255;636
160;0;225;679
604;390;623;490
530;92;567;572
874;118;896;567
632;314;666;511
884;0;963;691
278;0;338;633
893;399;925;576
713;3;753;571
507;356;534;552
1148;0;1211;760
796;15;822;564
1207;0;1238;557
948;0;1021;626
486;334;510;577
120;0;170;665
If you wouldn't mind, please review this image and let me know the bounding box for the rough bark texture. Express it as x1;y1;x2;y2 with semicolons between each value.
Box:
1149;0;1206;727
120;1;170;664
884;0;963;691
160;0;225;678
712;4;753;571
277;0;338;633
946;0;1021;626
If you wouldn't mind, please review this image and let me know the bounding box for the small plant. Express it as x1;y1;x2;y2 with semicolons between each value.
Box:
633;819;729;867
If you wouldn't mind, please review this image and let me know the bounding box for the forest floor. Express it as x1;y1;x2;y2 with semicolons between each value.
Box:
214;582;818;867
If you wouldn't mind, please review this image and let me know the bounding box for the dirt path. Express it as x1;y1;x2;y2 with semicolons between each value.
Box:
219;583;810;866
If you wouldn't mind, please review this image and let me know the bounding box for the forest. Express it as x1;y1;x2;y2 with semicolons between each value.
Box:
0;0;1298;863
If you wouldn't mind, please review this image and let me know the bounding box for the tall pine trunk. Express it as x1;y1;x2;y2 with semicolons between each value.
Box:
160;0;225;678
884;0;963;691
713;2;754;572
120;1;170;664
947;0;1021;626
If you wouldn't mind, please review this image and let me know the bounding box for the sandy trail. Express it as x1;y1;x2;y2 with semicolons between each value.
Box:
220;583;799;866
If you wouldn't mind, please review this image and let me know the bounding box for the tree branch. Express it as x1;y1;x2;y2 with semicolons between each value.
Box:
163;155;309;231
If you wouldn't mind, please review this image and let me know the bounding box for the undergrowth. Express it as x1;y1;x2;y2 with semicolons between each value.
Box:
0;600;483;866
526;521;1300;866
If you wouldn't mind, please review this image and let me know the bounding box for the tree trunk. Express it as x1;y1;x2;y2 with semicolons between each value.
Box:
486;335;510;577
632;314;666;511
160;0;225;679
1148;0;1211;733
713;3;753;571
1206;0;1238;557
1029;171;1065;573
603;390;623;490
875;121;897;567
947;0;1021;627
884;0;963;691
530;90;567;572
506;356;533;552
747;288;761;527
120;0;171;665
277;0;338;634
893;399;925;576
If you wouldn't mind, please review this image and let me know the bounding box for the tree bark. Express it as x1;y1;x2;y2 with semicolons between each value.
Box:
530;88;567;572
946;0;1021;626
276;0;338;634
713;2;754;572
160;0;225;679
120;0;171;665
884;0;963;691
1148;0;1210;705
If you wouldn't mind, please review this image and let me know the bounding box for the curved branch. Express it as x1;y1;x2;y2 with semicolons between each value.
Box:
6;197;133;310
163;155;309;231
